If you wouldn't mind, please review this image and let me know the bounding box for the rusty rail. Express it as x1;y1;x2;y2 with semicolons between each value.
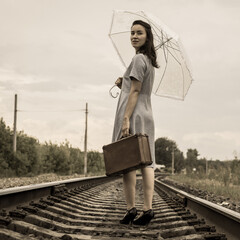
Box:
0;175;234;239
155;179;240;240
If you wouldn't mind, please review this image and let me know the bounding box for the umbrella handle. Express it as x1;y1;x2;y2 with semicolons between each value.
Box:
109;85;120;98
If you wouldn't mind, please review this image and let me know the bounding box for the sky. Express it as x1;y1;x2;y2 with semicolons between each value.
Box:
0;0;240;160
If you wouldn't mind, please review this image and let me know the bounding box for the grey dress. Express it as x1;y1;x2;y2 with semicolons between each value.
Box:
112;53;155;168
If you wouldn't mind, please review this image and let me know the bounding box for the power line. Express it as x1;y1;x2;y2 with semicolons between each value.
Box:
1;109;85;113
6;94;89;156
18;109;85;113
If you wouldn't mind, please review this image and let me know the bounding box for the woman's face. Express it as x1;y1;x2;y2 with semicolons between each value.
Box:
130;24;147;51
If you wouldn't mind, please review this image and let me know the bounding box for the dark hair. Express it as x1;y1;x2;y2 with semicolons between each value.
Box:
132;20;159;68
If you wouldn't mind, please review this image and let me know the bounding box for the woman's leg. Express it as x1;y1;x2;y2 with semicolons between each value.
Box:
123;170;136;210
141;167;154;211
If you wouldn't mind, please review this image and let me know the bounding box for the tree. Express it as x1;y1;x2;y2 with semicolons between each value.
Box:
41;142;71;175
230;160;240;185
69;147;84;174
0;118;13;164
174;151;185;173
0;118;15;176
87;151;105;175
0;154;9;177
185;148;199;174
0;117;105;177
16;131;40;175
155;137;184;172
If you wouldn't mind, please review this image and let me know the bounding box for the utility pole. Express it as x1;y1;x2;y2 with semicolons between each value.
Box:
13;94;17;153
83;103;88;177
206;158;208;175
171;148;174;175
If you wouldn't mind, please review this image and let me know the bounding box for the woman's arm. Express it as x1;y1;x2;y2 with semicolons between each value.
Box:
122;78;142;137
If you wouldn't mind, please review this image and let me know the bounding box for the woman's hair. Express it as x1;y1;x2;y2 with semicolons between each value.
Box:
132;20;159;68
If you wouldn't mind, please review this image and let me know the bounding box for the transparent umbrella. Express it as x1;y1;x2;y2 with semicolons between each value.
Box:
109;10;193;100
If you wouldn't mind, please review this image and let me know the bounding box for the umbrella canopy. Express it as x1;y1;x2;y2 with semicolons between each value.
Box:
109;10;193;100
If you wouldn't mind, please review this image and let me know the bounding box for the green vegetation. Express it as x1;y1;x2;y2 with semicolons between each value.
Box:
1;117;240;199
155;137;184;173
0;118;105;177
155;137;240;201
167;174;240;202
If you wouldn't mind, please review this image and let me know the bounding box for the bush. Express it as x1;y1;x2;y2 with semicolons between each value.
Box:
87;151;105;175
0;118;104;178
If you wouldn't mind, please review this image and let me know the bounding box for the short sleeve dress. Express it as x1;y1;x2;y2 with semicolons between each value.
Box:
112;53;155;168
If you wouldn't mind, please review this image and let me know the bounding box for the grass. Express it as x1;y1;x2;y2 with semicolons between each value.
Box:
166;174;240;202
0;172;105;189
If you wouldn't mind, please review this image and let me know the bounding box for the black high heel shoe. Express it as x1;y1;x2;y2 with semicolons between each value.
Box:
133;209;154;226
120;207;137;224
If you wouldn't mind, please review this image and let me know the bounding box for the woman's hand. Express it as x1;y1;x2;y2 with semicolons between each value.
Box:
115;77;123;89
122;117;130;137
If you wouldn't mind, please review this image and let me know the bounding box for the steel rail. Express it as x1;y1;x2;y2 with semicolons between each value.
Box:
155;179;240;240
0;175;230;239
0;175;117;211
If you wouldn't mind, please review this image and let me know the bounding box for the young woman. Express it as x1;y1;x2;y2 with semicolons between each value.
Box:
112;20;158;226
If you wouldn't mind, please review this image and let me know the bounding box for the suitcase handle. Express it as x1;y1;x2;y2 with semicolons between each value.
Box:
120;133;148;139
120;134;132;139
102;133;149;150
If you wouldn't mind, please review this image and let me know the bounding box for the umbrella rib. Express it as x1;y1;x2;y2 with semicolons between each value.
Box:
109;10;193;100
109;10;115;35
155;61;168;93
166;39;179;48
125;11;153;24
161;35;170;72
165;40;184;65
109;31;131;36
155;46;168;93
155;33;168;93
161;36;168;63
164;44;182;65
181;66;185;98
183;76;193;100
124;10;175;47
167;39;181;52
142;11;174;44
109;36;127;69
157;37;173;49
156;44;180;53
155;39;180;52
165;44;180;52
181;60;185;99
141;11;152;26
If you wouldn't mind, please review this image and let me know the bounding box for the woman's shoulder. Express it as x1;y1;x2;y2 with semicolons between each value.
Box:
132;53;145;60
132;53;148;65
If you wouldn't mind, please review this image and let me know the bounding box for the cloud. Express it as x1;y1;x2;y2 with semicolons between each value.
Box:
182;131;240;159
1;0;240;161
18;108;114;153
0;67;45;84
215;131;240;146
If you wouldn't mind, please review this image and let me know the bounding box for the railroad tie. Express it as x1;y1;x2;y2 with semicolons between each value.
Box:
0;177;228;239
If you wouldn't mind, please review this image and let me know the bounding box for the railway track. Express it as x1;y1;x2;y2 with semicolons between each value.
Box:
0;175;239;240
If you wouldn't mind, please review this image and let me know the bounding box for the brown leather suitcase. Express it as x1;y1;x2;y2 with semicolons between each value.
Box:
102;134;152;176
